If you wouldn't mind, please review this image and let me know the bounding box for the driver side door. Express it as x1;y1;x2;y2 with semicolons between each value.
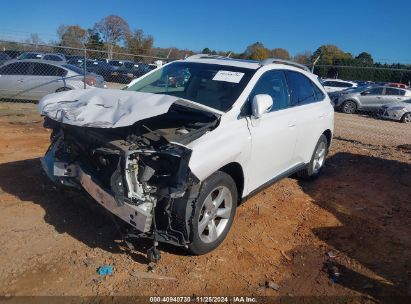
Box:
358;87;385;110
246;70;299;192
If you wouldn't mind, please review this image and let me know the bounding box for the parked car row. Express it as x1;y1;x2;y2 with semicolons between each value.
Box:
0;51;161;84
0;59;105;101
328;83;411;123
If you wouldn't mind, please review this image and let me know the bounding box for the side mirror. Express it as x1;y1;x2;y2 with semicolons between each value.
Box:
361;91;370;96
252;94;273;118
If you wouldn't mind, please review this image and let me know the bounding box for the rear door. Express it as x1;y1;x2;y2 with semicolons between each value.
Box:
384;87;408;105
285;71;332;164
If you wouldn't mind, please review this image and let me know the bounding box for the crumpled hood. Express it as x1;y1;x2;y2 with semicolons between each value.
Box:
38;88;186;128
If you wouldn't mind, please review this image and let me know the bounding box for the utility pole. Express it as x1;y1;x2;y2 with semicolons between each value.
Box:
311;55;321;73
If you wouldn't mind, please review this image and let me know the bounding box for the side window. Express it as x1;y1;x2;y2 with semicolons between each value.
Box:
31;63;66;77
250;70;289;112
365;87;384;95
340;82;353;88
313;83;326;101
0;62;31;75
43;55;63;62
385;88;401;96
285;71;316;106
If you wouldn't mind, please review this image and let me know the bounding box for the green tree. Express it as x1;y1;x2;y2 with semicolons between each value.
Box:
293;51;312;64
126;29;154;56
312;44;352;65
270;48;290;60
355;52;373;66
245;42;269;60
57;25;88;48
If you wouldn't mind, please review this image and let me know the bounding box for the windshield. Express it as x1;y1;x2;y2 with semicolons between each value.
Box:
126;62;255;111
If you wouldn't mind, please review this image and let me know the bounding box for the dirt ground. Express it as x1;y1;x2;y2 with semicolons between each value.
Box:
0;102;410;302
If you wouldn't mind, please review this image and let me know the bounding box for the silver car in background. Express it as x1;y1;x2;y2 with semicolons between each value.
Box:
0;59;105;101
379;99;411;123
333;85;411;114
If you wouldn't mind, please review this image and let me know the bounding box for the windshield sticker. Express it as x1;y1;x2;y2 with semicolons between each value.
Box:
212;70;244;83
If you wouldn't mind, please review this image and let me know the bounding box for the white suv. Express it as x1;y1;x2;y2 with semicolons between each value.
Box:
39;55;334;259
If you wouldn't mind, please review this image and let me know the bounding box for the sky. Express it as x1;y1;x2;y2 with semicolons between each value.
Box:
0;0;411;63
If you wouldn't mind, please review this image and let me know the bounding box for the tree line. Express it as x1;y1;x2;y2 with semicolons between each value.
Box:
7;14;411;83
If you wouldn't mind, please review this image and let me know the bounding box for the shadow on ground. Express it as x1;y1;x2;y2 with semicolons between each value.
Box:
282;152;411;299
0;157;186;265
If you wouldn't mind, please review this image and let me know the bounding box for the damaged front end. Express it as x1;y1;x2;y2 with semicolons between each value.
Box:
41;102;219;250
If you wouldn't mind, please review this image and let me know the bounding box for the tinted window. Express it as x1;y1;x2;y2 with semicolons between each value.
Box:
0;62;31;75
124;62;134;69
31;63;66;77
0;53;10;60
20;53;42;59
313;83;326;101
340;82;353;88
43;54;63;62
285;71;316;105
385;88;403;96
62;64;84;75
250;70;289;112
365;87;383;95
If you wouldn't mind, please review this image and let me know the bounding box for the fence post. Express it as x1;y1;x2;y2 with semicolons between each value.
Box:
83;47;87;89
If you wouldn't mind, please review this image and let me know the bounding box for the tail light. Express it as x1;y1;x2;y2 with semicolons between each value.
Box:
83;77;97;86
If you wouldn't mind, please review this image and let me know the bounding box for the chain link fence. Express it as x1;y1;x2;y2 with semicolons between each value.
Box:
0;40;171;102
1;39;411;103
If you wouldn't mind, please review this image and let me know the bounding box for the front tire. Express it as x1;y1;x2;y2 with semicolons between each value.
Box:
297;134;328;179
341;100;357;114
188;171;237;255
401;112;411;123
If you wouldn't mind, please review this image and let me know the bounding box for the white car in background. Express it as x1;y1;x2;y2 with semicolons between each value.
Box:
39;55;334;259
321;78;357;93
0;59;105;101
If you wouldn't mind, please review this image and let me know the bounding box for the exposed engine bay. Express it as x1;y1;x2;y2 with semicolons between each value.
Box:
41;102;219;253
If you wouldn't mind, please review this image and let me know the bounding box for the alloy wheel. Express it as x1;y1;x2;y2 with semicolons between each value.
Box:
198;186;233;243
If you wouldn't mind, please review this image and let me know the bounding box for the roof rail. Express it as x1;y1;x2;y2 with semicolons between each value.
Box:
260;58;311;72
185;54;228;60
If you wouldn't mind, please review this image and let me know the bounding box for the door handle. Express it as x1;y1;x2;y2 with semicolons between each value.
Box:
17;79;24;82
288;120;296;127
376;97;382;99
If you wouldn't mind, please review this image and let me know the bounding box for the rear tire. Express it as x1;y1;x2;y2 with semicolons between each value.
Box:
341;100;357;114
188;171;237;255
401;112;411;123
297;134;328;180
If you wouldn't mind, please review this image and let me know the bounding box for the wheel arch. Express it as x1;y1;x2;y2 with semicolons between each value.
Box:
217;162;244;204
322;129;332;148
